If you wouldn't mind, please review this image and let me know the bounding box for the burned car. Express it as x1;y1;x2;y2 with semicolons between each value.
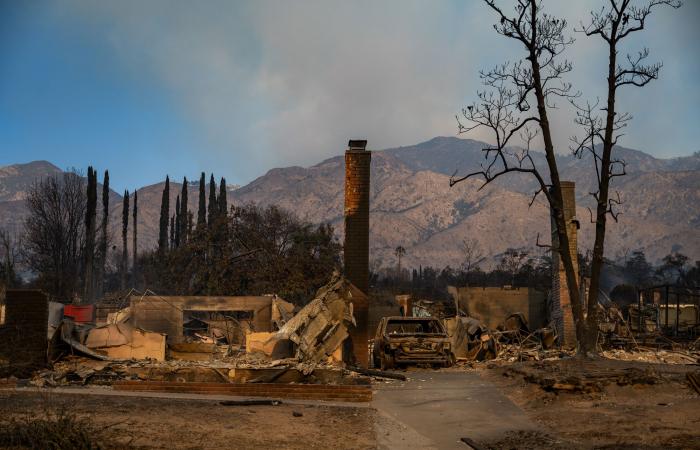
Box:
372;316;454;369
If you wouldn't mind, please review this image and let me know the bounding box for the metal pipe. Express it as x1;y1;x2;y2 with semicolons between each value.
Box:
665;285;669;330
637;287;642;334
675;291;680;336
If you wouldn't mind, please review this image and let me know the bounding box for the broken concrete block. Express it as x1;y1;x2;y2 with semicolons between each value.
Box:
100;328;166;361
246;273;356;364
258;272;358;365
169;342;216;361
246;331;292;359
85;323;133;348
271;297;295;329
82;323;166;361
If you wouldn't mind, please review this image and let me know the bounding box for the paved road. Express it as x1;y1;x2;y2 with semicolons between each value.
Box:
372;370;539;449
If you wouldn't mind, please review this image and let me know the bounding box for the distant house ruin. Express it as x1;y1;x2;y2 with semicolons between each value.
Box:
448;286;547;330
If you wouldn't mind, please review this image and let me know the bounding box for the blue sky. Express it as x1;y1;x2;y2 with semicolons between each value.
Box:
1;0;698;192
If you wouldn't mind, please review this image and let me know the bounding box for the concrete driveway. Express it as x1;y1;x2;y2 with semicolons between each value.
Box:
372;370;539;449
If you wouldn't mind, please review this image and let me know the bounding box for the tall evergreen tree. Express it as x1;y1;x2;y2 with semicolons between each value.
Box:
97;170;109;298
218;177;228;241
207;174;217;230
187;211;194;238
121;190;129;290
169;215;176;249
158;176;170;253
174;195;181;248
132;189;138;284
197;172;206;229
218;177;227;216
83;166;97;303
180;177;188;244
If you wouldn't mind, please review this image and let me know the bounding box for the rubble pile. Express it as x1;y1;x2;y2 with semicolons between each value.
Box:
602;348;699;365
6;270;699;391
29;353;350;388
504;363;663;393
498;352;700;396
442;297;700;366
248;271;356;367
10;273;370;388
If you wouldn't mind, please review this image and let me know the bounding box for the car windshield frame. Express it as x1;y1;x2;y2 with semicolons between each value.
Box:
383;319;446;336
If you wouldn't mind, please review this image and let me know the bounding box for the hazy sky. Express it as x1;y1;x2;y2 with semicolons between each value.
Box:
1;0;698;192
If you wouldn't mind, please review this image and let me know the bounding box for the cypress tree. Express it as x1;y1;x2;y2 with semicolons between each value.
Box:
97;170;109;299
132;189;138;282
174;195;181;248
218;177;228;242
218;177;227;217
207;174;217;230
121;190;129;290
206;175;218;271
197;172;206;229
83;166;97;303
170;215;175;249
158;176;170;253
180;177;188;244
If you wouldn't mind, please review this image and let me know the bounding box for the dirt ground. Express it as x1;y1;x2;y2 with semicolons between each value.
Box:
480;358;700;449
1;358;698;449
0;390;376;450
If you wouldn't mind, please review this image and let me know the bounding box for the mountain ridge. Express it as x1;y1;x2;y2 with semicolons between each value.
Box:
1;137;698;268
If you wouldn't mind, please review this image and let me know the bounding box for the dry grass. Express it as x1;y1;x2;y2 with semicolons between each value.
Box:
0;400;122;450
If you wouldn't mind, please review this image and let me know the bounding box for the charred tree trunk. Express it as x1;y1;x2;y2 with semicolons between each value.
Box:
577;0;679;353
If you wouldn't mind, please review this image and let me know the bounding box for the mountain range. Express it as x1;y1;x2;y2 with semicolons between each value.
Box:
1;137;698;269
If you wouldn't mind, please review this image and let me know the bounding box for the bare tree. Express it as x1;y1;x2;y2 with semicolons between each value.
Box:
453;0;679;355
572;0;681;352
0;229;21;288
453;0;584;350
460;238;485;274
24;171;86;300
497;248;529;285
394;246;406;279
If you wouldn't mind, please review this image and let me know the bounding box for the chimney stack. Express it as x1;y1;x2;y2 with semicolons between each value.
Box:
551;181;578;347
344;139;371;294
344;139;371;366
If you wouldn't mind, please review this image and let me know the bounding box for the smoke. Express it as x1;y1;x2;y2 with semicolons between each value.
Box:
57;0;698;183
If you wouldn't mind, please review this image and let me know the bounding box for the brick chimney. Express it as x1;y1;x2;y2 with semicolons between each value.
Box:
344;139;371;366
344;139;371;294
551;181;578;348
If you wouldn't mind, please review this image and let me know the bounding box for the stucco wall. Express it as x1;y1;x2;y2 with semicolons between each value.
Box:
130;295;275;343
448;286;547;330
